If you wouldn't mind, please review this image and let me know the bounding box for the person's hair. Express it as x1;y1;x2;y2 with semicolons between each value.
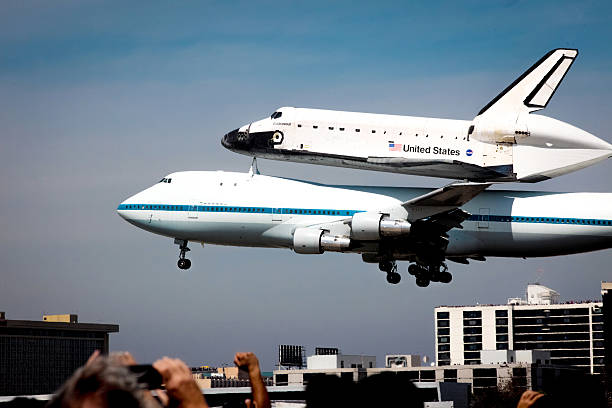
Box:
305;374;357;408
46;357;155;408
358;372;424;408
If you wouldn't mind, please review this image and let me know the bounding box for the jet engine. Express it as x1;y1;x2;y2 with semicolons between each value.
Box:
293;228;351;254
351;212;412;240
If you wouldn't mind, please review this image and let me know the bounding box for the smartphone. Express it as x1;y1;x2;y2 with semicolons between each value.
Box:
128;365;163;389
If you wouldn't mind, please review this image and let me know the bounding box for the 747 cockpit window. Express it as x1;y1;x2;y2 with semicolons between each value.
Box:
271;111;282;119
159;178;172;183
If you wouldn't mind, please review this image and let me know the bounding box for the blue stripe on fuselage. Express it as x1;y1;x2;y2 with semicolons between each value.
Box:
116;204;612;226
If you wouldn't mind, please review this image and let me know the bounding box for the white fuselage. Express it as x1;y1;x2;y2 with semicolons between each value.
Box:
118;171;612;258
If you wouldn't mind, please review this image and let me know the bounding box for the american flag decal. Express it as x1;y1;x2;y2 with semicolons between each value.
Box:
388;141;402;151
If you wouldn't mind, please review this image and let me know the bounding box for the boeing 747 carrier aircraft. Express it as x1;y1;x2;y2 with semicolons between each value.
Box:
222;49;612;182
117;168;612;287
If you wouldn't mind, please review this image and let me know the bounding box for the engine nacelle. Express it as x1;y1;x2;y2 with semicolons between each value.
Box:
351;212;411;240
293;228;351;254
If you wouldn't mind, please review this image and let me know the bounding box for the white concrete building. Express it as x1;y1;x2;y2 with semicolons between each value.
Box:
435;284;604;374
480;350;551;365
306;354;376;370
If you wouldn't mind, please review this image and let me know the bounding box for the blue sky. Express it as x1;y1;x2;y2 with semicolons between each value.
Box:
1;1;611;369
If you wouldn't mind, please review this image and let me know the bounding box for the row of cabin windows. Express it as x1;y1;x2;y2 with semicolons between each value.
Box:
514;217;612;225
122;205;348;216
287;209;344;215
296;124;467;139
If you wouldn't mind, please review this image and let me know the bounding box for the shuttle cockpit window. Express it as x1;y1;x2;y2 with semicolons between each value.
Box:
270;111;282;119
159;178;172;183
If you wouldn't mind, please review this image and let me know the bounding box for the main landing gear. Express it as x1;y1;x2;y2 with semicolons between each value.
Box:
175;239;191;270
379;261;401;285
408;263;452;287
374;259;453;287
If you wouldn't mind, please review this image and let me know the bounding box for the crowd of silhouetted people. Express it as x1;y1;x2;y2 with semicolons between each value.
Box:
4;350;606;408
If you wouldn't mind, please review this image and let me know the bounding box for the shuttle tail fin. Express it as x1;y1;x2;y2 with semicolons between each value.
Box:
477;48;578;118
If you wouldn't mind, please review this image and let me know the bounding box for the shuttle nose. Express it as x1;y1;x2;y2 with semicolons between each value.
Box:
221;129;238;150
222;128;246;151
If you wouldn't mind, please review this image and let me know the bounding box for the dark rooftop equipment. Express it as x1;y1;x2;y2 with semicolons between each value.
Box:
315;347;339;356
278;345;305;368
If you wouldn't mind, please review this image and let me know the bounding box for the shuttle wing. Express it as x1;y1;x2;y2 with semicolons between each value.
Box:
477;48;578;118
402;182;491;222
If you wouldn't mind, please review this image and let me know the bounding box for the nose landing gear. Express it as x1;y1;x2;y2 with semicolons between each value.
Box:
379;261;401;285
175;239;191;270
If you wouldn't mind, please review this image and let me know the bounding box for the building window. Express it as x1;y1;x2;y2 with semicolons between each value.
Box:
496;318;508;326
437;312;450;319
420;370;435;381
444;369;457;381
464;327;482;334
496;326;508;334
275;374;288;386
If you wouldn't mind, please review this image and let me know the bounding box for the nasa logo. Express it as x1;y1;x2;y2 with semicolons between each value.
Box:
466;149;473;157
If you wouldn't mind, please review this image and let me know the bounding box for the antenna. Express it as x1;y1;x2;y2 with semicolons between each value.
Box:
249;157;260;177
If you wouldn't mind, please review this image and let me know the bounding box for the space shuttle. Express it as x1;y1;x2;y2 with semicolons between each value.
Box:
222;49;612;182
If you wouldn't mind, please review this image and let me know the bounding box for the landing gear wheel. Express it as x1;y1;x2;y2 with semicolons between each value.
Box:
416;277;430;287
386;272;401;284
175;239;191;270
379;261;394;273
439;271;452;283
408;264;419;275
178;258;191;270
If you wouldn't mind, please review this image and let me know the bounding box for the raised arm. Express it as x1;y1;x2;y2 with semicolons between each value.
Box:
234;352;271;408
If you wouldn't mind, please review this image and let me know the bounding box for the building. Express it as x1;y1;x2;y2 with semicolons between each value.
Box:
0;312;119;396
602;282;611;371
191;365;274;389
386;354;423;368
273;352;582;395
306;353;376;370
434;284;604;373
